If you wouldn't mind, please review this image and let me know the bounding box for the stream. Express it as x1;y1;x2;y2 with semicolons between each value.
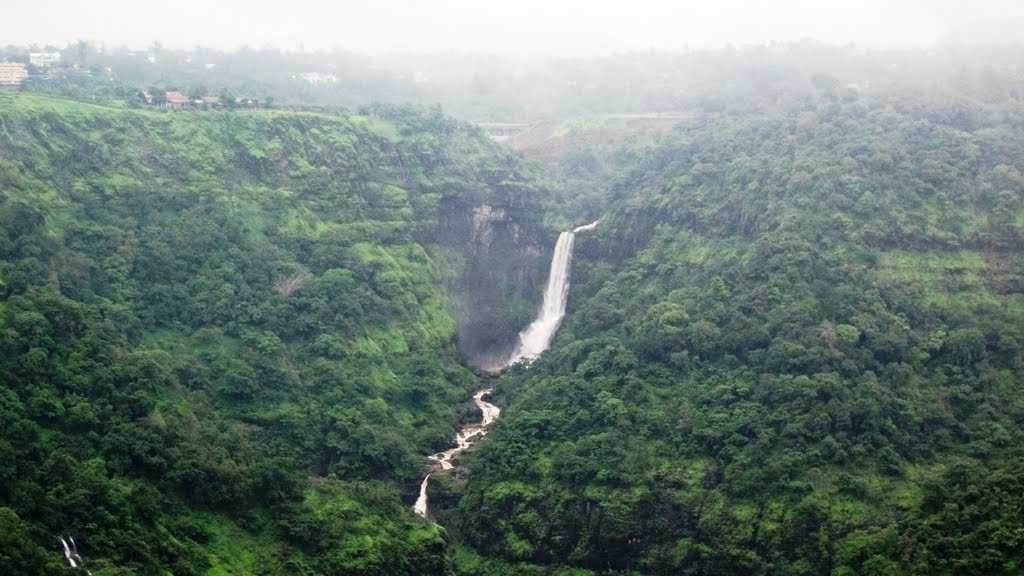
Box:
413;388;500;517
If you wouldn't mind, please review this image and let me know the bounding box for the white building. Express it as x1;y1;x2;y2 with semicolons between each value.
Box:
0;62;28;88
29;52;61;68
298;72;338;85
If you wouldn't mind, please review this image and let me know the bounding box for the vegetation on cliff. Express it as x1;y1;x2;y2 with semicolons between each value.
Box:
0;93;545;575
455;92;1024;575
4;61;1024;576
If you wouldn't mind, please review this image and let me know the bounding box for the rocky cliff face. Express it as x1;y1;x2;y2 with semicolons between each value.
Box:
438;197;549;371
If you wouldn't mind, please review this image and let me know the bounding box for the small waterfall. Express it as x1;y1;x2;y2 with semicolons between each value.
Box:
60;536;91;574
60;537;77;568
507;220;599;366
413;474;431;516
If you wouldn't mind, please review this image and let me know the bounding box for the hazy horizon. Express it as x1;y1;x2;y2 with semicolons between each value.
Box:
4;0;1024;57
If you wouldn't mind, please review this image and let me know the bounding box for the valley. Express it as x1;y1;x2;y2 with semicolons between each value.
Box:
2;42;1024;576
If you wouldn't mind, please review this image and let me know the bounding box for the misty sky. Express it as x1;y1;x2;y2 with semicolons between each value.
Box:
4;0;1023;55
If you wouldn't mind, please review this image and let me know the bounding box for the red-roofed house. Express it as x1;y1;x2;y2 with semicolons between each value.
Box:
164;90;190;109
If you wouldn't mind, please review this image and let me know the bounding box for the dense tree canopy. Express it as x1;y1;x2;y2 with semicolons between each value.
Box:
454;92;1024;576
0;93;545;575
3;62;1024;576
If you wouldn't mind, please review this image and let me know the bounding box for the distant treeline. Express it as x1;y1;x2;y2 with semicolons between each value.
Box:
3;41;1024;121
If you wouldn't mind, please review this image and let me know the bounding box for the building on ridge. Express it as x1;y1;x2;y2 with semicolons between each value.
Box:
0;62;28;90
29;52;61;68
164;90;190;109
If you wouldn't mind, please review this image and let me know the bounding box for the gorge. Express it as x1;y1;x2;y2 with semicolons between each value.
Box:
4;59;1024;575
413;220;600;518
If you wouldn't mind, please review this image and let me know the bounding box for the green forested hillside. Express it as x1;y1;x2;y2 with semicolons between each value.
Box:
454;94;1024;575
0;94;544;575
4;84;1024;576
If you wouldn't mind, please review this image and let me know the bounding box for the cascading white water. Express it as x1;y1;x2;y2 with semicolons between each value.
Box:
60;537;77;569
414;388;500;517
413;473;432;517
60;536;91;575
506;220;599;366
413;220;597;519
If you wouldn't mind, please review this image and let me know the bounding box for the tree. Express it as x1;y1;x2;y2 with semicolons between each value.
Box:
73;39;91;67
219;88;237;109
148;86;166;106
0;508;54;575
187;85;209;100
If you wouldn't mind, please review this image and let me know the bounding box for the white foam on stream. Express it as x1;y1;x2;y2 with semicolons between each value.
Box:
414;389;500;517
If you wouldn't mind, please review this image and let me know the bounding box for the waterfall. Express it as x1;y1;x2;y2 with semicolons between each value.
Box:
413;220;596;519
413;473;431;517
60;537;78;569
506;220;599;366
60;536;91;574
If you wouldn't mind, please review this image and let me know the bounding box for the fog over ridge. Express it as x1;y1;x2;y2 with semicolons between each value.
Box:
4;0;1023;55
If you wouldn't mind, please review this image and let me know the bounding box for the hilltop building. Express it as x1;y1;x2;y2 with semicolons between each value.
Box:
0;62;28;89
476;122;531;142
29;52;61;68
164;90;190;109
141;89;258;110
235;96;262;108
298;72;338;85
